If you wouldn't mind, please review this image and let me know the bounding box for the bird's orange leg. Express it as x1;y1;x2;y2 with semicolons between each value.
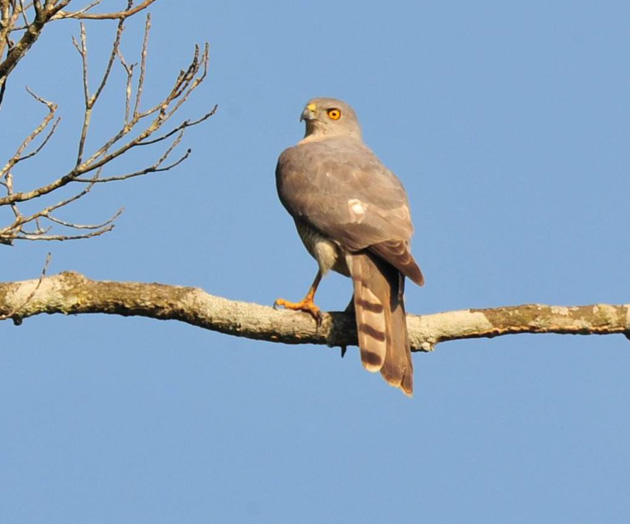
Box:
274;271;323;324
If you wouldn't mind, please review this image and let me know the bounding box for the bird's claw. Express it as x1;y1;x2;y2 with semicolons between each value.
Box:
274;296;323;325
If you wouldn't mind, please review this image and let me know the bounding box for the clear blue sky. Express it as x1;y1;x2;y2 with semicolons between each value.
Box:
2;1;629;522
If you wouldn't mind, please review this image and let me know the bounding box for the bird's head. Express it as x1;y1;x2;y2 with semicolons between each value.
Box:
300;97;362;139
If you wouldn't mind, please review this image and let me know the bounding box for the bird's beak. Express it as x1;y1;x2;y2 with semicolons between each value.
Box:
300;103;317;122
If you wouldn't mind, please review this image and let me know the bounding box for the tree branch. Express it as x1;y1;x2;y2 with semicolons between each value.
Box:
0;0;70;83
1;2;213;244
1;272;629;350
53;0;158;20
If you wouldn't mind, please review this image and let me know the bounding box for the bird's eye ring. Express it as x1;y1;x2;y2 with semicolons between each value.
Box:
327;108;341;120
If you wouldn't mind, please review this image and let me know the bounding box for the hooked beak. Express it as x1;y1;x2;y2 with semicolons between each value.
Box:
300;102;317;122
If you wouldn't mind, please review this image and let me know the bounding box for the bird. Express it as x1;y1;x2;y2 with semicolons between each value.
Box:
274;97;424;396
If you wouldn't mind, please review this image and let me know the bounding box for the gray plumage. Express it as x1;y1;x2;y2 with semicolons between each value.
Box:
276;97;423;396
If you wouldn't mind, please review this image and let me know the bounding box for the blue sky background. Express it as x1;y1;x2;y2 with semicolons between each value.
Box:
1;0;629;522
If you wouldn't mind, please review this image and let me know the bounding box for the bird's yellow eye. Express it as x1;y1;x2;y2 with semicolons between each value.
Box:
327;108;341;120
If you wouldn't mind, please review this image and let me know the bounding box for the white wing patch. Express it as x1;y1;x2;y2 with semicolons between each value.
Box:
348;199;367;223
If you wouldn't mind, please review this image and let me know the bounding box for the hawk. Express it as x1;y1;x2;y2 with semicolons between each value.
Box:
275;98;424;396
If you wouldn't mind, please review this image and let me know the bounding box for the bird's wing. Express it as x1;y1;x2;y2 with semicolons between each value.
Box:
276;137;423;285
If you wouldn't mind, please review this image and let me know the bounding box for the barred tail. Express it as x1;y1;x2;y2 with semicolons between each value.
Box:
350;252;413;396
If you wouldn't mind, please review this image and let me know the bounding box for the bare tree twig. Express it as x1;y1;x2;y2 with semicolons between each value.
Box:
72;16;126;165
1;272;629;351
46;207;123;230
0;87;58;177
54;0;157;21
133;8;149;117
54;0;103;19
14;226;115;241
13;117;61;165
115;43;134;124
137;105;217;146
74;132;191;183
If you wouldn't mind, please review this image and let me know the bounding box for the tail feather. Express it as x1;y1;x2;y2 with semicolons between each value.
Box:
380;273;413;396
350;253;414;396
353;257;387;372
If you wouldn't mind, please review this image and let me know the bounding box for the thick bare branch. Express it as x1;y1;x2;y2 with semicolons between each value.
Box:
1;272;629;351
0;0;70;83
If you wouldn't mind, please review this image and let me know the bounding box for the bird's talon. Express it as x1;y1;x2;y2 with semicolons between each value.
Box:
274;296;322;324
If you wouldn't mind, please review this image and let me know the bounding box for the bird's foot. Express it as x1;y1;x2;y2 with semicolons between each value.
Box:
274;296;323;325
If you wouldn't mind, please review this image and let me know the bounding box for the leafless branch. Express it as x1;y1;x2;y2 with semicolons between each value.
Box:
138;106;217;146
47;207;123;229
0;1;214;245
73;16;126;166
1;87;59;174
133;8;148;117
54;0;103;19
1;272;629;352
53;0;157;20
15;227;115;241
74;131;191;183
